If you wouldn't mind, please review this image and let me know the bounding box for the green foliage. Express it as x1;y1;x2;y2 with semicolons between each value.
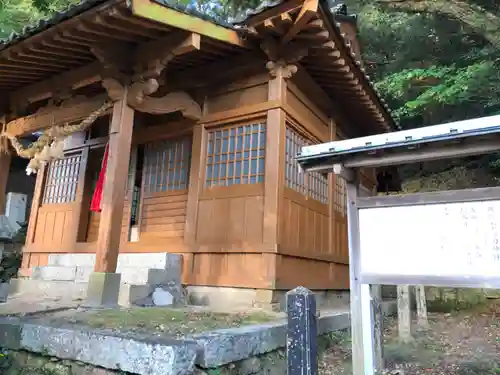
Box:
352;1;500;130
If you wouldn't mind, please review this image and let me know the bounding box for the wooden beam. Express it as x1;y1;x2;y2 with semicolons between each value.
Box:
0;152;11;215
130;0;249;48
10;32;202;110
6;94;109;137
94;90;135;273
282;0;319;45
135;31;201;68
242;0;303;26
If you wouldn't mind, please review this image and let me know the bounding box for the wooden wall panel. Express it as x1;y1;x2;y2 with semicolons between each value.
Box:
206;77;268;114
139;191;188;241
285;86;329;142
23;252;50;269
280;188;330;258
33;204;76;247
86;212;100;243
275;254;349;290
185;252;273;288
86;201;131;242
195;185;264;249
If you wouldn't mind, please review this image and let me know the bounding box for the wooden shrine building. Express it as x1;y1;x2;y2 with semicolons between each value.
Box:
0;0;396;307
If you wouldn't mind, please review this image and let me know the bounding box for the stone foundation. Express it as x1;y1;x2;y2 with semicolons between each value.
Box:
0;311;350;375
16;252;352;311
186;285;350;311
17;253;183;307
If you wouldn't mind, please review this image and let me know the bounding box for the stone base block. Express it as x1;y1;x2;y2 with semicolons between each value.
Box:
118;284;151;307
186;286;350;312
85;272;121;307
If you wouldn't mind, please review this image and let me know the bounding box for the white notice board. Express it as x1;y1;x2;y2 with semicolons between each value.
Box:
358;200;500;287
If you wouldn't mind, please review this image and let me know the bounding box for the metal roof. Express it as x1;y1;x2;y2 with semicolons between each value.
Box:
296;114;500;171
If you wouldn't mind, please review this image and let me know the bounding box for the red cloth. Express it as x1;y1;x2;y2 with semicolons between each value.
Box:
90;143;109;213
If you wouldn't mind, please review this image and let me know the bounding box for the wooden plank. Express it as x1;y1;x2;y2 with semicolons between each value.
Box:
94;91;135;273
0;152;11;214
130;0;249;48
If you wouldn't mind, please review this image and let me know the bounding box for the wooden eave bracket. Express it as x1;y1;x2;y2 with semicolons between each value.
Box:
281;0;319;45
99;31;202;120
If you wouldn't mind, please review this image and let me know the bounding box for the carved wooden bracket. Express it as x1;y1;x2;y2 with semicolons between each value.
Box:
260;38;309;80
102;78;202;120
96;32;203;120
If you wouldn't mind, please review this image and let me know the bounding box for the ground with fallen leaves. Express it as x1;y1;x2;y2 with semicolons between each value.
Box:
319;301;500;374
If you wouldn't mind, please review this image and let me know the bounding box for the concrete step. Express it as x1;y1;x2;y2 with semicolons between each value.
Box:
31;266;180;285
10;279;154;307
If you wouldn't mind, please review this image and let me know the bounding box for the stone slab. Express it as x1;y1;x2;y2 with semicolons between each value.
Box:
9;279;88;301
0;318;199;375
190;311;350;368
85;273;121;307
31;266;77;281
47;253;182;271
48;254;96;267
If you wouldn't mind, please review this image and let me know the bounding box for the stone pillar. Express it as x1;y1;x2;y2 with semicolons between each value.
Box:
0;152;11;215
86;90;135;307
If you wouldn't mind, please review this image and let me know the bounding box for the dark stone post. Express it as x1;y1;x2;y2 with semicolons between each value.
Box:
286;286;318;375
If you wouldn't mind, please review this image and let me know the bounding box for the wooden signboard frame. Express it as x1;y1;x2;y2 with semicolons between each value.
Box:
295;114;500;375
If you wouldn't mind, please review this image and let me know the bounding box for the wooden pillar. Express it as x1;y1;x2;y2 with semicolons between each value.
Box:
184;124;206;247
0;152;11;215
86;90;134;306
25;164;47;246
94;94;135;272
263;65;288;249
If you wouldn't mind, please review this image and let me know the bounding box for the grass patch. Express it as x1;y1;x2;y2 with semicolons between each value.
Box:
63;307;275;337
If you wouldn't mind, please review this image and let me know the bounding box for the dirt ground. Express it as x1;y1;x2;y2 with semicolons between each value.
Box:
319;301;500;375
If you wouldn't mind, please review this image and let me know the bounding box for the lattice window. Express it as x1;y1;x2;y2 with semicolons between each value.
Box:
42;154;81;204
285;126;328;204
142;137;192;194
205;122;266;188
144;137;192;193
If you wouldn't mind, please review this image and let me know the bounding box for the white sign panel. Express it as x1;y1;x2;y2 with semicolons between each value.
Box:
358;200;500;286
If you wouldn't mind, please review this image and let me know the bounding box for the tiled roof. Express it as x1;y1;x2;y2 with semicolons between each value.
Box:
0;0;396;130
0;0;358;49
